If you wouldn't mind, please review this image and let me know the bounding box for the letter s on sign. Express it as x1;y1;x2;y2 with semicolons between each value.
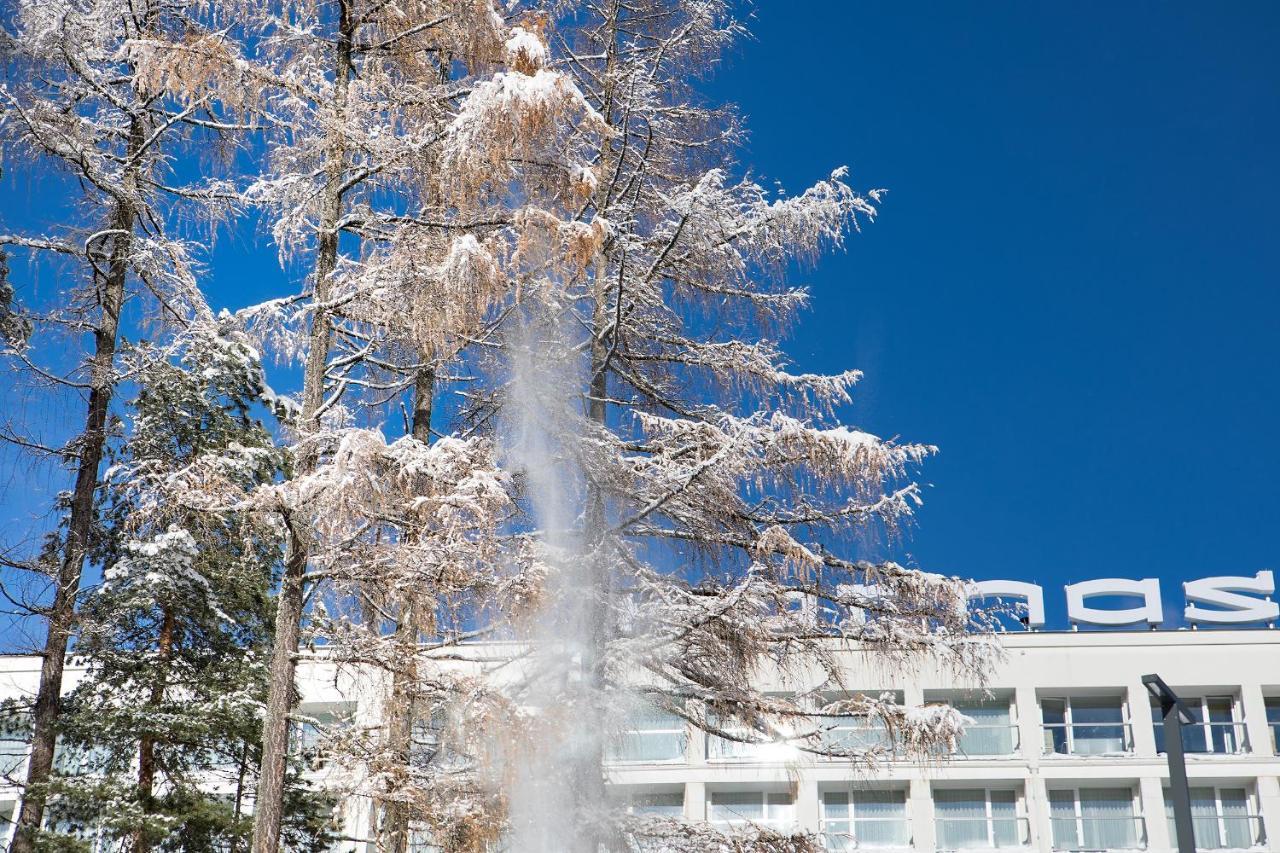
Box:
1184;571;1279;625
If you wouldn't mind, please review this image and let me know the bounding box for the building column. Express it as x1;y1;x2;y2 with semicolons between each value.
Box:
684;780;706;821
1241;684;1275;757
909;778;936;851
795;778;821;835
1127;680;1158;758
1025;772;1053;853
1015;685;1042;763
1139;776;1172;852
1256;776;1280;853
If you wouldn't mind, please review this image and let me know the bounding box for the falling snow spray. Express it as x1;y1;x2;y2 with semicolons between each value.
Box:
503;293;617;853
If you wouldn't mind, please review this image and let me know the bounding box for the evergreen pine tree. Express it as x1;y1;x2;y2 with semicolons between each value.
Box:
39;320;334;853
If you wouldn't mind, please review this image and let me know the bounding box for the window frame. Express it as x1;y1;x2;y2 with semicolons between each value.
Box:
1041;695;1133;756
1047;786;1145;851
609;707;688;764
708;789;796;833
821;785;912;850
932;787;1025;849
1152;693;1247;755
1163;783;1261;850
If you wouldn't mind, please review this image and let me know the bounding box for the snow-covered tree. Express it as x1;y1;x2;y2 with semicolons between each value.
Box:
0;0;237;843
119;3;524;849
37;321;334;852
405;3;999;851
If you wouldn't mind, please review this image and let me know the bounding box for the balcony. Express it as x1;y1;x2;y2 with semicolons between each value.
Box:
606;710;687;763
1042;696;1132;756
821;819;912;850
1166;813;1265;850
953;723;1020;757
816;718;896;758
936;816;1031;849
1154;720;1249;755
1050;816;1147;851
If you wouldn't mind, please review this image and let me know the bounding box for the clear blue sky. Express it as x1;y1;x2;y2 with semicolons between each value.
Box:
2;3;1277;636
707;2;1279;626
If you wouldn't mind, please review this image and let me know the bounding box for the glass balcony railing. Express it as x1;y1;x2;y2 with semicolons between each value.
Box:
1154;720;1249;755
816;719;895;757
1042;722;1134;756
1051;815;1147;851
953;724;1020;757
936;816;1031;849
1166;814;1265;850
821;819;912;849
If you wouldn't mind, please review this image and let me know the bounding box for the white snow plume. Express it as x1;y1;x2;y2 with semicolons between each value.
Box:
501;294;617;853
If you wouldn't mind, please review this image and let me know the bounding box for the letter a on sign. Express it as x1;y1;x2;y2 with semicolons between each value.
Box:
1065;578;1163;626
967;580;1047;628
1184;571;1279;625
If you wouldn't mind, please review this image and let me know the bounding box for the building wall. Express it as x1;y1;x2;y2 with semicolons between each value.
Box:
0;629;1277;852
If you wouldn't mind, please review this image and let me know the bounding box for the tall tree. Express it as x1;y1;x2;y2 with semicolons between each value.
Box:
427;4;998;850
124;2;522;847
0;0;229;843
37;321;334;853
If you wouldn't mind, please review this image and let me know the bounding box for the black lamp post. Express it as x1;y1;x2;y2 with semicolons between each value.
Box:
1143;673;1198;853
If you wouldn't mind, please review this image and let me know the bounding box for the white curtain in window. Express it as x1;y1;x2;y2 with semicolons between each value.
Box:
1049;791;1080;849
609;709;686;762
955;702;1014;755
990;790;1020;846
935;790;988;849
823;792;854;852
1080;788;1137;850
852;790;909;847
709;792;763;825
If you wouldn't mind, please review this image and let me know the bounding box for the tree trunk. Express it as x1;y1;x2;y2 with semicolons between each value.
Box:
133;606;176;853
378;367;434;853
8;118;142;853
250;3;353;850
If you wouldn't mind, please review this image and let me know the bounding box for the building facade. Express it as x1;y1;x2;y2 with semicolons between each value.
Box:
2;628;1279;852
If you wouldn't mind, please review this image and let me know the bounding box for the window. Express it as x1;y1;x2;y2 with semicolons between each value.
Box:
934;789;1024;849
1152;695;1244;754
1049;788;1143;850
816;691;898;757
607;707;687;763
612;789;685;818
0;801;15;847
708;791;795;833
1042;697;1130;755
822;788;909;849
291;702;355;768
0;709;30;777
1164;786;1261;850
950;699;1018;756
52;737;112;776
1265;697;1280;752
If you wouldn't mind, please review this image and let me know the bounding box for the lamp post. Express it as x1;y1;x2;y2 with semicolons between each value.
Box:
1143;674;1198;853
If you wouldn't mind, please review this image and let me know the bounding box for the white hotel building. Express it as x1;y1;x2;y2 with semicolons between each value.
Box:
2;628;1280;852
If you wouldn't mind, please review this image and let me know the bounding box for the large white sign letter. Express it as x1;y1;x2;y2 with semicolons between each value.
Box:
1184;571;1279;625
1066;578;1163;626
967;580;1046;628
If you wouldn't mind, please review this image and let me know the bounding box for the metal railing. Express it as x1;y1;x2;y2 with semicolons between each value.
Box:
1050;815;1147;851
1154;720;1250;754
935;816;1031;849
1166;813;1266;849
1042;722;1134;755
